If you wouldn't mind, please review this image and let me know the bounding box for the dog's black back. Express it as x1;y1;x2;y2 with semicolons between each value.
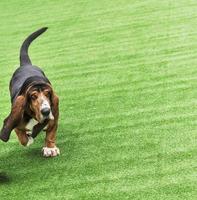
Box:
10;27;49;102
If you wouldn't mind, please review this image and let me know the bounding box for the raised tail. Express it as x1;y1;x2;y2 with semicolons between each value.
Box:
20;27;48;66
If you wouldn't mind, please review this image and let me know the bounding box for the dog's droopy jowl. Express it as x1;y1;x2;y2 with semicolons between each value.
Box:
0;27;60;157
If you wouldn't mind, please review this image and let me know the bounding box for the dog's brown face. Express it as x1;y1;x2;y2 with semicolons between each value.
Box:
27;85;54;123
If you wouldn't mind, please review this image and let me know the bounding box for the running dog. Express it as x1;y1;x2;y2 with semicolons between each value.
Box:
0;27;60;157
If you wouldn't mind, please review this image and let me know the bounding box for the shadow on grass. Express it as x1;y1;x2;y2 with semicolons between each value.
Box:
0;172;11;184
0;126;78;185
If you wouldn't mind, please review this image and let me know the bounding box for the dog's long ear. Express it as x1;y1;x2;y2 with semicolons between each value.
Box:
51;91;59;120
0;96;26;142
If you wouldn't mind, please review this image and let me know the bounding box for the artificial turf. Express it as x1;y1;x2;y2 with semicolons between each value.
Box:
0;0;196;199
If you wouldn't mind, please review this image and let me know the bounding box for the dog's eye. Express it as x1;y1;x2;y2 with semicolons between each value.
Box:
44;91;50;98
31;94;37;100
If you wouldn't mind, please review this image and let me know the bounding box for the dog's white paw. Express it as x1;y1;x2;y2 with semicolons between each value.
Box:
26;136;34;147
42;146;60;157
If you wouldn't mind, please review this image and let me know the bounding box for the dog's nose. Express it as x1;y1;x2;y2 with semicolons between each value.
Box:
41;108;50;116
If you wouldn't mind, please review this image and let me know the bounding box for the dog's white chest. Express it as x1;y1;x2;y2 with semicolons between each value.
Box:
26;119;39;131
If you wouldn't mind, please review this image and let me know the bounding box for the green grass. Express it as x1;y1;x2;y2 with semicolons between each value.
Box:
0;0;197;199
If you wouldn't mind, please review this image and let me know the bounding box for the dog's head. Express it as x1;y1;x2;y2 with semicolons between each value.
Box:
25;83;55;123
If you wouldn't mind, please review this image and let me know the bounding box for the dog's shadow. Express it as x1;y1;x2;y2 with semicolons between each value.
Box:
0;129;77;185
0;172;10;184
0;147;42;185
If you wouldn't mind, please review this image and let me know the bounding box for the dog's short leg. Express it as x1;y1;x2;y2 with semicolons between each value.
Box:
42;94;59;157
15;129;31;146
0;96;25;142
0;116;13;142
42;121;60;157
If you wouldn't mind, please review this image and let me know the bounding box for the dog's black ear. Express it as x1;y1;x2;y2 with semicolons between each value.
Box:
0;96;26;142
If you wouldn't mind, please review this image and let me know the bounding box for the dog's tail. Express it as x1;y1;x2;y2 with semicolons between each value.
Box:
20;27;48;66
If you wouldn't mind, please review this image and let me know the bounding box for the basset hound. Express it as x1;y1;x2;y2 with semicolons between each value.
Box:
0;27;60;157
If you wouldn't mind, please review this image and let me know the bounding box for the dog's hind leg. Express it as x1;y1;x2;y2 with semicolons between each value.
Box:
15;129;28;146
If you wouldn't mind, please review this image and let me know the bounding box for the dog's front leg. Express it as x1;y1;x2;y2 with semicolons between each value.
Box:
42;94;59;157
42;121;60;157
0;115;14;142
0;96;25;142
